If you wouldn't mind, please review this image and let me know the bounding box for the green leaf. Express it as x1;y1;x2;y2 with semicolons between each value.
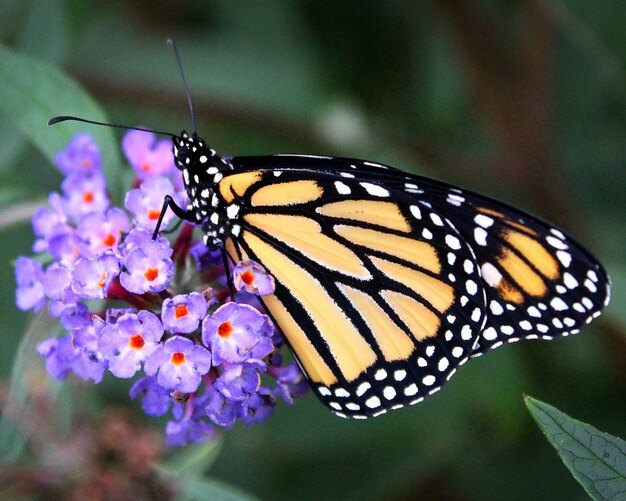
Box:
0;45;123;198
166;475;259;501
159;438;223;478
15;0;68;62
525;396;626;501
0;311;65;465
157;439;258;501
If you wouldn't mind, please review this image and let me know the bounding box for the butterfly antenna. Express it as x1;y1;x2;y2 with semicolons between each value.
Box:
167;38;197;135
48;115;177;138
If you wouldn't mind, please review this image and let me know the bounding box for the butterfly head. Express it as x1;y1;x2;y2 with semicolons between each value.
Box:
173;131;225;173
172;131;236;250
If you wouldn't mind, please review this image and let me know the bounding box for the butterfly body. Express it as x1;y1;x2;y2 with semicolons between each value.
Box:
171;137;610;419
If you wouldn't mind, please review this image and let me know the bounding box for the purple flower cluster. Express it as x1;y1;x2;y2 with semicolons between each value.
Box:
16;131;308;446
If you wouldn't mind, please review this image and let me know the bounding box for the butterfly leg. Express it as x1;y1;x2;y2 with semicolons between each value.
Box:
221;249;235;300
152;195;195;239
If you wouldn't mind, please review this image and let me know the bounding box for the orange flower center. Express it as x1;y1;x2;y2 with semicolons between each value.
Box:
140;161;151;172
174;304;189;319
102;233;116;247
217;321;233;338
144;267;159;281
97;272;107;288
82;159;92;169
129;334;145;350
171;352;186;365
148;209;161;220
82;191;95;203
240;269;256;286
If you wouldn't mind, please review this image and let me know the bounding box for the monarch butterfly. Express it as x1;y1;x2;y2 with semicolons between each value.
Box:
50;44;610;420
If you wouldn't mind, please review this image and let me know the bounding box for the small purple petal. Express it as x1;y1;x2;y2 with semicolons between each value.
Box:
189;241;222;272
14;256;45;311
54;133;101;176
166;395;216;446
213;363;261;401
122;129;176;180
161;292;208;334
62;172;109;217
130;376;173;417
201;302;274;366
71;252;120;299
270;361;310;405
99;311;164;378
77;208;130;257
41;262;72;300
37;334;104;383
241;387;276;426
119;239;174;294
204;389;242;428
233;260;275;296
125;176;181;232
144;336;211;393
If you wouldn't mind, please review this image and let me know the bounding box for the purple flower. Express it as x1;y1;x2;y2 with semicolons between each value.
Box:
119;239;174;294
77;208;130;257
202;303;274;366
41;262;72;300
73;316;105;359
125;176;181;232
15;256;45;311
122;129;176;180
130;376;172;417
50;297;87;329
99;311;164;378
62;172;109;217
47;231;81;265
213;363;262;401
71;252;120;299
189;241;222;272
32;193;71;254
121;227;158;252
161;292;208;334
54;133;101;176
144;336;211;393
105;307;137;323
241;388;276;426
37;335;105;383
166;395;216;446
233;260;275;296
270;362;309;405
204;389;242;427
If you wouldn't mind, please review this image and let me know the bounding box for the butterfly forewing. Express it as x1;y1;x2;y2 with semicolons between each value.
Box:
385;174;611;357
223;167;488;417
214;154;609;418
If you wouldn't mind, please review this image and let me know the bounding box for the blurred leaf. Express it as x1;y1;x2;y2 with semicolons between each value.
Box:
0;0;23;38
604;262;626;334
0;199;39;232
159;437;223;478
0;110;26;172
158;470;257;501
525;396;626;501
158;437;256;500
0;45;123;198
15;0;68;62
176;477;258;501
0;311;64;465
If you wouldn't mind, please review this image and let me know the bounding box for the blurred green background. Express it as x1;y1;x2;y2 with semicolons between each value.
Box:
1;1;625;499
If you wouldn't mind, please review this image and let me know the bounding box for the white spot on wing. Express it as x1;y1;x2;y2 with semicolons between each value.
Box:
360;182;389;197
334;181;351;195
